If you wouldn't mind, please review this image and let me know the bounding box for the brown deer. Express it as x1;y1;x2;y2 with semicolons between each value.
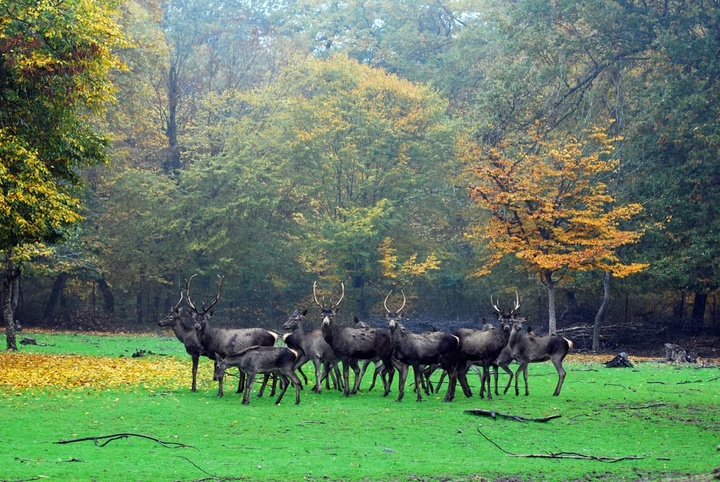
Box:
444;293;516;402
213;346;303;405
282;308;341;393
186;274;278;397
384;290;460;402
315;281;395;397
157;291;207;392
508;319;573;396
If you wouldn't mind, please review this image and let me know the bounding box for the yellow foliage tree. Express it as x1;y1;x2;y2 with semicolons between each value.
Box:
461;123;647;333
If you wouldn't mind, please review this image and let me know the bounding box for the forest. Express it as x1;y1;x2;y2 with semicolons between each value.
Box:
2;0;719;351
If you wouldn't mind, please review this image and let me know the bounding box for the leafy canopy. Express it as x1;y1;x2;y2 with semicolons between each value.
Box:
0;0;127;254
463;123;647;281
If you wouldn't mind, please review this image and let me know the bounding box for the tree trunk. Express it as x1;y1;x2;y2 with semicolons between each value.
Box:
44;272;69;319
543;271;557;334
136;290;143;324
691;292;707;330
2;255;21;351
97;277;115;313
592;272;612;352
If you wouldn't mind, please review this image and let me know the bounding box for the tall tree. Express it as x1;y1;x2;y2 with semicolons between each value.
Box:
0;0;126;348
462;124;647;333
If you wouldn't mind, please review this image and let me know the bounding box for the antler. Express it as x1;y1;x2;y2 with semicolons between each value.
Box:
333;282;345;309
490;294;501;314
384;290;407;313
312;281;323;308
510;289;521;315
185;274;223;314
172;291;184;312
313;281;345;309
185;274;199;313
204;274;224;313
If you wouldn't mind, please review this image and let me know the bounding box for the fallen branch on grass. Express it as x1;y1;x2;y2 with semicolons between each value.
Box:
477;429;644;463
56;433;197;450
464;409;561;423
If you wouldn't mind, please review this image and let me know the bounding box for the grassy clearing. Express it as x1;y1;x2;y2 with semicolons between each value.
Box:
1;330;719;481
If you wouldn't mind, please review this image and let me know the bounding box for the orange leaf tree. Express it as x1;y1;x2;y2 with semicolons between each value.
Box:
462;124;647;333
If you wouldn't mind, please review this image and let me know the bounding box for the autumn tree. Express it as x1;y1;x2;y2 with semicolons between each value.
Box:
0;0;126;348
463;124;647;334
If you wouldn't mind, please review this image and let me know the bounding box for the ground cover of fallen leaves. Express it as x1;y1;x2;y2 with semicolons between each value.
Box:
1;348;669;393
0;352;208;391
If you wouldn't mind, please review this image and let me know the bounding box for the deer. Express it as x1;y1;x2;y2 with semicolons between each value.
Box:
443;293;516;402
384;290;460;402
315;281;395;397
186;274;278;397
157;290;208;392
282;308;341;393
507;318;573;396
213;346;303;405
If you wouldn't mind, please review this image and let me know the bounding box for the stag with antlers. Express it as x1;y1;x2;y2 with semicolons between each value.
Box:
186;274;278;397
315;281;395;397
384;290;460;402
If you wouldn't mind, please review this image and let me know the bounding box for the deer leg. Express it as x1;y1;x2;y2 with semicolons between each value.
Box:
313;359;325;393
242;374;256;405
191;355;199;392
435;369;447;392
381;359;394;397
216;372;224;398
274;373;290;405
350;360;362;394
513;364;522;396
357;359;372;389
257;373;271;397
341;361;351;397
443;368;458;402
492;364;499;396
501;363;514;394
458;364;473;398
236;368;245;394
367;361;383;391
552;359;566;396
413;364;426;402
395;363;408;402
481;364;493;400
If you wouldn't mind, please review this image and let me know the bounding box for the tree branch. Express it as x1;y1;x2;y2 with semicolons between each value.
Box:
464;409;562;423
477;428;644;463
56;433;197;449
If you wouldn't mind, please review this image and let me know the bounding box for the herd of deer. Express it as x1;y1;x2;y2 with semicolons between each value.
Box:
158;275;573;405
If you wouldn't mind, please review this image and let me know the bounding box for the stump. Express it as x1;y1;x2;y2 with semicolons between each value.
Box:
664;343;695;363
604;352;633;368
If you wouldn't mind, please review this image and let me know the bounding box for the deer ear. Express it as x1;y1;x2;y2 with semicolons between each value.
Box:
214;352;221;360
334;307;341;314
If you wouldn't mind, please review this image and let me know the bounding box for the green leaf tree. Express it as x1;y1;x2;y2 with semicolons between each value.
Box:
0;0;126;348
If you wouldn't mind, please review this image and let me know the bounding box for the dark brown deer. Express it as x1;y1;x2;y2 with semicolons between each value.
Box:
315;281;395;397
444;294;516;402
508;319;573;396
187;274;278;397
213;346;303;405
384;290;460;402
282;308;341;393
157;291;207;392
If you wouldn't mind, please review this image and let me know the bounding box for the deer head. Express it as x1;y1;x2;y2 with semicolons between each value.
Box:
383;289;407;329
313;281;345;326
158;291;185;327
282;308;308;331
186;274;224;330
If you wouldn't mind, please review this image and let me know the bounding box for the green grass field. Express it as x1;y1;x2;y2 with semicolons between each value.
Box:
1;330;718;481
